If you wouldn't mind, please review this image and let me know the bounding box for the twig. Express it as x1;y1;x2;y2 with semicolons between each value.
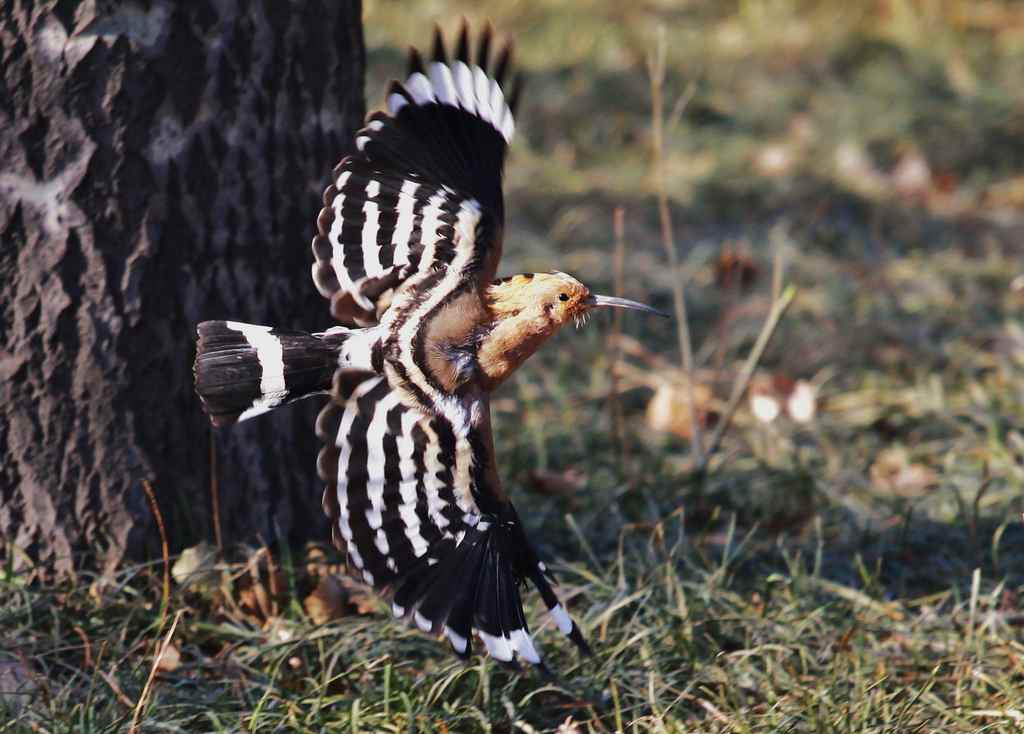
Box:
264;542;281;617
210;429;223;552
91;640;134;709
969;468;993;554
667;82;697;134
73;625;93;668
99;668;136;709
712;245;741;377
700;285;797;467
141;479;170;629
609;206;629;468
647;26;704;468
129;609;184;733
771;231;785;305
209;430;223;552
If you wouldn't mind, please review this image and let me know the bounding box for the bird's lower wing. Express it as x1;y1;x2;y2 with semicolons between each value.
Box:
318;375;589;666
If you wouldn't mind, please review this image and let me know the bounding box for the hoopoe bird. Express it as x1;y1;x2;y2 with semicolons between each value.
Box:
194;23;664;670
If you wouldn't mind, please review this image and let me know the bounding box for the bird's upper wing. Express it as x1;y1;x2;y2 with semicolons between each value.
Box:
319;375;589;665
311;23;521;327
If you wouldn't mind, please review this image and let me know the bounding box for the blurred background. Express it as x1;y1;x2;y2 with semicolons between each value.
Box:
362;0;1024;574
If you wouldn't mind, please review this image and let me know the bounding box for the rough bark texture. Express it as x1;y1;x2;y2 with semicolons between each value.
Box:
0;0;365;575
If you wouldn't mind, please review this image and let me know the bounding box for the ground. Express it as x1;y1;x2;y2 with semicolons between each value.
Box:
4;0;1024;731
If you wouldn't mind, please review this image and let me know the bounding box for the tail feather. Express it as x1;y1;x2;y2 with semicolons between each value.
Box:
194;320;353;425
414;533;486;635
387;511;589;668
527;562;592;657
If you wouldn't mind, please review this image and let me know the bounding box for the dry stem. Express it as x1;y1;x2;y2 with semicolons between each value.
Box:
609;206;629;468
210;429;223;552
647;26;704;468
129;609;184;733
141;479;169;628
701;285;797;466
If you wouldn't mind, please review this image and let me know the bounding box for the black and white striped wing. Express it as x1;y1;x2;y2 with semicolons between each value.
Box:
317;377;589;666
311;24;521;326
318;375;479;586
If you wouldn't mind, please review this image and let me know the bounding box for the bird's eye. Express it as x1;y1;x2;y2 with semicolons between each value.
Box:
558;293;569;302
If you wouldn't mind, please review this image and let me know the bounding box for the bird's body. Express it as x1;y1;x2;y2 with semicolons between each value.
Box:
194;24;662;669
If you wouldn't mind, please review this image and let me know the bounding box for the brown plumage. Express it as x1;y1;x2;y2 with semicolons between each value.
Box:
480;272;602;387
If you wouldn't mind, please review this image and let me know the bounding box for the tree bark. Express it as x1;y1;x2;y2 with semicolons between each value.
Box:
0;0;366;576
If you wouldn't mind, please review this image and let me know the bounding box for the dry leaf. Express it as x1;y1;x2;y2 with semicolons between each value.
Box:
155;642;181;673
236;585;262;623
646;381;713;439
305;546;329;577
983;176;1024;209
304;575;347;625
556;717;582;734
338;575;378;616
89;578;111;607
527;468;586;498
753;142;794;177
786;380;818;423
304;545;347;579
933;170;959;194
891;150;931;198
749;374;787;424
714;242;759;293
870;447;939;496
171;542;218;590
788;113;816;144
234;548;288;624
749;374;818;424
250;578;273;620
750;392;781;424
304;574;378;621
835;141;887;195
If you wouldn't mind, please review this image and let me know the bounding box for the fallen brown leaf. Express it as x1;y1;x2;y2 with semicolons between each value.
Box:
304;575;347;625
171;542;219;591
870;447;939;496
748;374;818;424
338;575;378;616
714;242;760;292
527;468;586;498
786;380;818;423
646;381;714;439
154;642;180;673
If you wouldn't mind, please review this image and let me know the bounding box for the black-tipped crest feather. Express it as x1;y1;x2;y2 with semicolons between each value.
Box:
432;25;447;63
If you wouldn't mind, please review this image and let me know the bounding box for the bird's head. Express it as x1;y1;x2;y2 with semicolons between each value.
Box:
487;271;666;330
479;271;666;387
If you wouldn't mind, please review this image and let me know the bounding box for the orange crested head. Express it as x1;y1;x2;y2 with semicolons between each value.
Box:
487;271;666;327
486;271;593;328
479;271;666;387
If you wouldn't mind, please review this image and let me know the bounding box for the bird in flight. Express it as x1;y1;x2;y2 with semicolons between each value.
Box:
194;23;664;670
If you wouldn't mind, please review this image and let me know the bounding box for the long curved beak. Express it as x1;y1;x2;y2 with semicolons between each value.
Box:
586;294;670;318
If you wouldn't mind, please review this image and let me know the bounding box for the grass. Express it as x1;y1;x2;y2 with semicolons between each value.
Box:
4;0;1024;730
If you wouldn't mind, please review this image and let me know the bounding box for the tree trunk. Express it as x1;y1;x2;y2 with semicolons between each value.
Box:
0;0;366;576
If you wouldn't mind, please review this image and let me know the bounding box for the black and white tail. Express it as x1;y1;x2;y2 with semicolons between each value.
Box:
194;321;378;425
386;502;592;669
